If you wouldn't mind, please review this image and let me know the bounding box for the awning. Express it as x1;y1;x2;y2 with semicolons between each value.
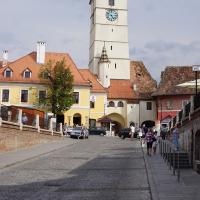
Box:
177;79;200;89
97;116;113;123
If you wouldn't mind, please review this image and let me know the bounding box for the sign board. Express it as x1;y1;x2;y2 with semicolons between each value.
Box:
90;95;96;102
192;65;200;71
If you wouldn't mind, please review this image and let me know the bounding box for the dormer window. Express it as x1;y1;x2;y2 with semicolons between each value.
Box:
23;69;32;78
109;0;115;6
4;68;12;78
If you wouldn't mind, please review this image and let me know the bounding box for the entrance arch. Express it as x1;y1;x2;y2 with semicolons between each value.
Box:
73;113;81;126
107;113;126;135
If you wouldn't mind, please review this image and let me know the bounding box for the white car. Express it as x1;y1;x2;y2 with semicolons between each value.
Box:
70;127;89;139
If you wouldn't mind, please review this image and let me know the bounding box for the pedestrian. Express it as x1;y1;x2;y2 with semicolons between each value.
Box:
172;127;179;151
152;131;158;154
130;124;135;140
22;113;28;125
142;124;148;137
145;128;154;156
63;123;68;135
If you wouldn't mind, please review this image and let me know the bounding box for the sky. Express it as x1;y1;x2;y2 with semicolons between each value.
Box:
0;0;200;82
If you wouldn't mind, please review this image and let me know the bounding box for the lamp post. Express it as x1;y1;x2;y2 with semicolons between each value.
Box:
192;65;200;96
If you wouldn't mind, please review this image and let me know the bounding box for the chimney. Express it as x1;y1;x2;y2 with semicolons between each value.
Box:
2;50;8;67
133;84;137;91
36;41;46;64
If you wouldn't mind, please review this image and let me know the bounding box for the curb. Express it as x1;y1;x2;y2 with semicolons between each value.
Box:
142;145;159;200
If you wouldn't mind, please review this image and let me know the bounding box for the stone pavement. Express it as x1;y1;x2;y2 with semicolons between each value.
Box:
143;146;200;200
0;137;79;169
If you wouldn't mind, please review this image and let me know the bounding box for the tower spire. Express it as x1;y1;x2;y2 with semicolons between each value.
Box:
99;44;110;63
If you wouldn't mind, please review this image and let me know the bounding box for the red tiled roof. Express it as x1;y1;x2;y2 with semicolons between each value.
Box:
0;52;89;86
152;66;199;96
107;79;138;100
79;69;106;93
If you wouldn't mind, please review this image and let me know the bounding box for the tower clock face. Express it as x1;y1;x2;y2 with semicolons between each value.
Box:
106;9;118;21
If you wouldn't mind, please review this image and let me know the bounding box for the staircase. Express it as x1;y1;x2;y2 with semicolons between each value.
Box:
164;152;191;169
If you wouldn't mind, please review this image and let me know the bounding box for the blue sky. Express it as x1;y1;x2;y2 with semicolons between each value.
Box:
0;0;200;81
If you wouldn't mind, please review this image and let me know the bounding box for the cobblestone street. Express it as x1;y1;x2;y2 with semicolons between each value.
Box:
0;137;151;200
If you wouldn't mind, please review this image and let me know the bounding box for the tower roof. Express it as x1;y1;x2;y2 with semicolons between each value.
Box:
99;45;110;63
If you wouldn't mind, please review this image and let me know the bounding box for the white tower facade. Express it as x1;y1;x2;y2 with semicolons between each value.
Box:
89;0;130;80
99;45;110;88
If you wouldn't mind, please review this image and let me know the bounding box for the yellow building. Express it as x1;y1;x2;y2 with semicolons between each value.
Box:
0;42;106;128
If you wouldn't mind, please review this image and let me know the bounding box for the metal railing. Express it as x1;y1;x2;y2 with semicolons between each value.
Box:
159;139;181;183
185;102;191;117
194;93;200;110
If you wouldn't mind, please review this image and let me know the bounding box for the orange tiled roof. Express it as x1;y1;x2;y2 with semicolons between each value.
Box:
0;52;89;86
79;69;106;93
152;66;200;96
107;79;139;100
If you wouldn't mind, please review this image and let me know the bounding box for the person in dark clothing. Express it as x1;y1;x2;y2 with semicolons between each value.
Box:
160;129;166;140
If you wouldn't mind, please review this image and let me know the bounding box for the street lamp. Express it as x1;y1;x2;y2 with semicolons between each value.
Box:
192;65;200;96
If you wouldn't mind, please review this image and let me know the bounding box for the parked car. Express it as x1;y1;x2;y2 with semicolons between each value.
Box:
63;126;74;136
70;127;89;139
118;128;131;139
89;127;106;136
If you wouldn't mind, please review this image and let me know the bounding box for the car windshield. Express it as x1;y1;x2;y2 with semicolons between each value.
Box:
73;127;82;131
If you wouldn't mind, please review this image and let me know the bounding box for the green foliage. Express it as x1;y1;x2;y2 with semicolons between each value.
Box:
38;59;74;115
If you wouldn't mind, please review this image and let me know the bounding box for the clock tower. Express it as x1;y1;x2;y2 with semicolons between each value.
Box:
89;0;130;80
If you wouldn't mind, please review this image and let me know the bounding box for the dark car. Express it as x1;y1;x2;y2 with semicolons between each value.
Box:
118;128;131;139
89;127;106;136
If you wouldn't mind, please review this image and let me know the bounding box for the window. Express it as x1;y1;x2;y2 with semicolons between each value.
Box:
111;45;112;50
90;101;95;108
4;69;12;78
2;89;9;102
73;92;79;104
166;100;173;110
118;101;124;107
109;0;115;6
146;102;152;110
39;91;46;101
115;63;117;69
24;70;31;78
108;101;115;107
21;90;28;102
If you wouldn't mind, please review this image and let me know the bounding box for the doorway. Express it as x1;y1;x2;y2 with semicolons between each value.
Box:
73;113;81;126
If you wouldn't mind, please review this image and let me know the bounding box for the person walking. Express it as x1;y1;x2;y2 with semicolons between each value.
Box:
145;128;154;156
22;113;28;125
172;126;179;151
152;131;158;155
130;124;135;140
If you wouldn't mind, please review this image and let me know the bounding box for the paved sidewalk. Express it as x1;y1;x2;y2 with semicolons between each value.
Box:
0;138;78;169
143;148;200;200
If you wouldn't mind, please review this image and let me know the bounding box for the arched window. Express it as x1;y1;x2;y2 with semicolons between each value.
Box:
4;68;12;78
108;101;115;107
23;69;32;78
109;0;115;6
118;101;124;107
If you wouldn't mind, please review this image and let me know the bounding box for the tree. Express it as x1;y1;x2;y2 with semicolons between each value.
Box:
38;59;74;115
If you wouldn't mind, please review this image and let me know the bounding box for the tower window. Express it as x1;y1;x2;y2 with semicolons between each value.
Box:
111;46;112;50
115;63;117;69
109;0;115;6
112;29;113;32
